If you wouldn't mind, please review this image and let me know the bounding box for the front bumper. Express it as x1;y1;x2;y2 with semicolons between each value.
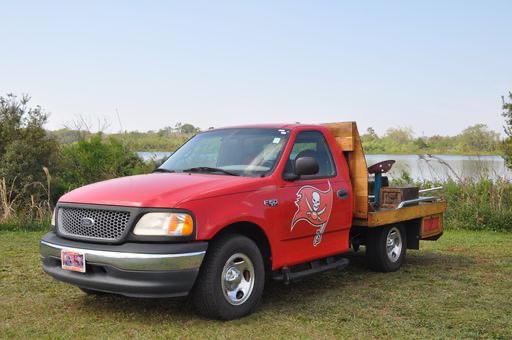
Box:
40;232;207;297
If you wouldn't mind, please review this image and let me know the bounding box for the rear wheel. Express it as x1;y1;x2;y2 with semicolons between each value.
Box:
191;234;265;320
366;224;407;272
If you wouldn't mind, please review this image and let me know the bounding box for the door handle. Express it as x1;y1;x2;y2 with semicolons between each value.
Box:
337;189;349;200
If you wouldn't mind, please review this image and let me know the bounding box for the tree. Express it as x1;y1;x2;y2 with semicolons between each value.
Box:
503;92;512;169
0;94;58;210
425;135;454;154
457;124;500;154
360;127;385;153
180;123;200;134
174;122;200;134
381;127;414;152
384;127;414;145
413;137;429;150
366;127;378;140
157;126;174;137
174;122;183;134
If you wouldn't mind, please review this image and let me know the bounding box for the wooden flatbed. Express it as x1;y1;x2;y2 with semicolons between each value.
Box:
353;201;447;227
323;122;447;237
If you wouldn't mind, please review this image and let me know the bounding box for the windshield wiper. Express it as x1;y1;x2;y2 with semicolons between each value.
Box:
152;168;176;173
182;167;239;176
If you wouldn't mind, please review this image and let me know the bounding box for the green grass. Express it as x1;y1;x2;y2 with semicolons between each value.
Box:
1;230;511;339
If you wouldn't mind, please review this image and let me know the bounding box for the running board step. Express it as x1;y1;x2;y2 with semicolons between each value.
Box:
272;256;349;284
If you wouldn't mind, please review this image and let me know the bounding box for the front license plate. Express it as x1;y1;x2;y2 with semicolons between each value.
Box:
61;250;86;273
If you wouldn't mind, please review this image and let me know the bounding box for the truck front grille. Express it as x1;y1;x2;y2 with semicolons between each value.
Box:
57;207;131;242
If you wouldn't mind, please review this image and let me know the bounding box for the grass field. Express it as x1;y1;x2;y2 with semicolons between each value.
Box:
1;230;511;339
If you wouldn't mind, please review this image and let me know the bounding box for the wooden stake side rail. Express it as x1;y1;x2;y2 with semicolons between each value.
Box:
323;122;369;219
352;201;448;227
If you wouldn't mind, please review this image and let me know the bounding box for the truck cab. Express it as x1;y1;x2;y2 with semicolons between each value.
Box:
40;122;445;320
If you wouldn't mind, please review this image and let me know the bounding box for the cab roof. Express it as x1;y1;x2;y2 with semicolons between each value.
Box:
211;123;324;131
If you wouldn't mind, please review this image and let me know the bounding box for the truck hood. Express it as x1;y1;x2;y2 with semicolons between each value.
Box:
59;173;265;208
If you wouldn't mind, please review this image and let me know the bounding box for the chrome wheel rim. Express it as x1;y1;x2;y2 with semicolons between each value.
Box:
386;227;402;263
221;253;255;306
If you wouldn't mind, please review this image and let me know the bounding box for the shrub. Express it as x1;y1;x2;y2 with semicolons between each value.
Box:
54;134;155;196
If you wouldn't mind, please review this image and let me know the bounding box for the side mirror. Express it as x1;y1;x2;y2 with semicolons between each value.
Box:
296;156;319;176
283;156;319;181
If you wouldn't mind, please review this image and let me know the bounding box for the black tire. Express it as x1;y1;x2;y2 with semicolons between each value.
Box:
79;287;107;295
191;234;265;320
366;224;407;272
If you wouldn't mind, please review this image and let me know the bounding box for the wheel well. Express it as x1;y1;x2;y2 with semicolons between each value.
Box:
213;222;272;273
350;219;421;250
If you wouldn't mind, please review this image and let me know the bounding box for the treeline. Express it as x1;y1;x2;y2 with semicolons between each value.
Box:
50;122;501;156
49;122;199;151
360;125;501;155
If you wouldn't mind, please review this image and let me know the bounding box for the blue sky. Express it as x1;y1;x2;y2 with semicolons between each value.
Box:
1;1;511;136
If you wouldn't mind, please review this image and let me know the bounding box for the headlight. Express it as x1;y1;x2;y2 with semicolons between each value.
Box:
133;212;194;236
51;208;56;227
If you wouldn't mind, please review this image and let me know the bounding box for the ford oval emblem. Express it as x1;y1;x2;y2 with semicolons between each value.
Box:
81;217;95;228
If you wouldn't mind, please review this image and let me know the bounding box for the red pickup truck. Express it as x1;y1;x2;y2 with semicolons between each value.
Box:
40;122;446;320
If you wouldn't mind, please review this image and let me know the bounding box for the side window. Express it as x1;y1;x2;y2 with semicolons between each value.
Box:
286;131;336;178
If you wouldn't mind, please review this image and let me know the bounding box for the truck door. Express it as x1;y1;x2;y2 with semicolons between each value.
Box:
275;130;352;267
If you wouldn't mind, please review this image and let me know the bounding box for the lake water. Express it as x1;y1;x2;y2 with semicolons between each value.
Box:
137;151;174;162
137;152;511;182
366;154;510;182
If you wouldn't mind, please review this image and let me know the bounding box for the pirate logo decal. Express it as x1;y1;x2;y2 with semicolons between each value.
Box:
291;181;333;246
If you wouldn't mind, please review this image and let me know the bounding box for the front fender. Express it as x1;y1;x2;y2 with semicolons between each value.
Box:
178;190;279;258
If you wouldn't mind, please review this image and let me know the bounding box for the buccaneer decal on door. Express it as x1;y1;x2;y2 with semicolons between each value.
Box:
291;181;333;246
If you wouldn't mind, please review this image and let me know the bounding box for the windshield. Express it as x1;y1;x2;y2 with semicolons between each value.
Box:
159;128;290;177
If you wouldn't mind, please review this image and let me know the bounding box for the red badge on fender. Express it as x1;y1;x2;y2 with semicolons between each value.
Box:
291;182;333;246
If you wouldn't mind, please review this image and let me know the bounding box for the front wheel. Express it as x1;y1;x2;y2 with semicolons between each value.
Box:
366;224;407;272
191;234;265;320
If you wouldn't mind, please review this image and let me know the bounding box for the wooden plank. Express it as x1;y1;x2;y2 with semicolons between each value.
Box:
352;201;448;227
323;122;354;151
323;121;368;219
335;136;353;151
323;122;353;139
346;122;368;219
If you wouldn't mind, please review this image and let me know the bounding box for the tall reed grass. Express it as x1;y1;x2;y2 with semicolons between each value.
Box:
0;167;53;231
443;178;512;232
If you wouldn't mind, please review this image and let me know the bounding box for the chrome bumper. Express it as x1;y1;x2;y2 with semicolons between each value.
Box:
39;232;208;297
40;240;205;272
